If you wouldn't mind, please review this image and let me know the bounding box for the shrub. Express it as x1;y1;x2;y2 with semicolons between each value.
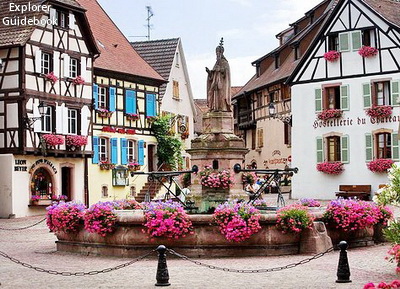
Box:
367;159;394;173
46;202;86;233
316;162;344;174
384;219;400;245
276;204;314;234
213;201;261;242
323;198;381;231
199;165;234;189
143;200;193;240
84;202;117;237
374;164;400;206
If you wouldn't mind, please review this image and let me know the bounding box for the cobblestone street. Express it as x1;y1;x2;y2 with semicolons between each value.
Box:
0;211;398;289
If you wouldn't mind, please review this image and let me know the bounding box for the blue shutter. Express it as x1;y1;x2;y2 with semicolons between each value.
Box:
121;138;128;165
138;140;145;165
125;90;136;114
92;136;99;164
146;94;156;117
109;87;116;112
93;84;99;110
110;138;118;164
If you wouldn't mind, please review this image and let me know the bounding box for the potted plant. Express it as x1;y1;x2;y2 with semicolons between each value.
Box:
317;109;343;121
126;113;140;121
46;202;86;233
276;204;314;234
83;202;117;237
99;160;115;170
358;46;378;58
97;108;113;118
65;135;88;151
213;201;261;242
30;195;40;205
323;50;340;62
127;162;140;171
72;75;85;85
41;134;65;148
316;161;344;175
199;165;234;189
44;72;58;83
142;200;194;240
366;105;393;118
367;159;394;173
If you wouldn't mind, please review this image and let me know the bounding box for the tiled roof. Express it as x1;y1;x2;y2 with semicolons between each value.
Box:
0;0;44;47
76;0;164;82
131;38;179;96
362;0;400;27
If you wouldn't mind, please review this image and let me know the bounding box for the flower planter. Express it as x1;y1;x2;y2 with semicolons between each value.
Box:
317;109;343;121
366;105;392;118
316;162;344;175
324;50;340;62
98;111;113;118
367;159;394;173
326;226;374;248
126;114;139;121
358;46;378;58
66;145;82;152
99;163;115;170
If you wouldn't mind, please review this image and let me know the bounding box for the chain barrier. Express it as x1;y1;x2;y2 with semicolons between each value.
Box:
0;217;46;231
167;246;335;273
0;249;155;276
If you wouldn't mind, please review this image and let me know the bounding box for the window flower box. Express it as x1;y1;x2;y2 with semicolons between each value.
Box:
72;75;85;85
367;158;394;173
127;162;140;171
45;72;58;83
323;50;340;62
181;131;189;140
97;108;113;118
66;135;87;151
316;161;344;175
99;161;115;170
358;46;378;58
126;113;139;121
101;126;116;133
41;134;64;147
317;109;343;121
366;105;393;118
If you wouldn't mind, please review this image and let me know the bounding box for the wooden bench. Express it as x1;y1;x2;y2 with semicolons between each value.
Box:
335;185;371;201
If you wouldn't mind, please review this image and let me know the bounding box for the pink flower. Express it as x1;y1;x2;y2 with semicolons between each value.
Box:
366;105;392;118
317;109;343;121
367;159;394;173
316;162;344;175
65;135;88;146
324;50;340;62
42;134;65;146
72;75;85;85
45;72;58;83
359;46;378;58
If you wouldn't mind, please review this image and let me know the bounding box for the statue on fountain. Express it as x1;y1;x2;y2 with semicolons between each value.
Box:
206;38;231;112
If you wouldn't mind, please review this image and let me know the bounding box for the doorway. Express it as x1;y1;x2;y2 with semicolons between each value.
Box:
61;167;72;200
148;144;155;172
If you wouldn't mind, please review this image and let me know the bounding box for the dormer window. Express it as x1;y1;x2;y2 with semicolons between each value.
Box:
328;33;339;51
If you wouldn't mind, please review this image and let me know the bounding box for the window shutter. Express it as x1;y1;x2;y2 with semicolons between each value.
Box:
80;106;90;136
365;133;373;162
92;136;99;164
339;32;350;52
63;53;70;78
33;102;41;132
62;106;69;134
351;31;362;51
392;132;399;161
125;90;136;114
340;85;350;111
69;13;75;30
53;51;60;77
80;56;86;80
109;87;116;112
138;140;145;165
391;80;400;107
316;137;324;163
362;83;372;108
315;88;322;113
146;94;156;117
93;84;98;110
49;8;56;24
121;138;128;165
55;105;63;134
35;49;42;73
341;135;349;163
110;138;118;164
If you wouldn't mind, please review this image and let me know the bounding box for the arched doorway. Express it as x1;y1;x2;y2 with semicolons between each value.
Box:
30;168;53;199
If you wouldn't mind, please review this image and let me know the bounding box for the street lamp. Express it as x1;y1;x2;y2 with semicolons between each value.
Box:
24;101;48;128
268;102;292;126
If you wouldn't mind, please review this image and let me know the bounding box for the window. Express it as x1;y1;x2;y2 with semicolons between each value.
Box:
41;52;51;74
56;10;69;28
363;81;400;108
362;28;375;47
327;136;341;162
175;52;179;67
99;137;109;162
324;86;341;110
257;128;263;148
251;128;256;150
173;81;179;99
315;85;349;112
98;86;107;109
376;133;392;159
69;57;79;78
374;81;390;106
294;45;300;60
284;122;291;146
256;92;263;108
274;53;280;69
67;109;78;134
101;185;108;198
41;106;53;133
127;139;136;162
328;34;339;51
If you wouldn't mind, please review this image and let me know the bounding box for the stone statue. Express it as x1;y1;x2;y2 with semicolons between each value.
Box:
206;38;231;112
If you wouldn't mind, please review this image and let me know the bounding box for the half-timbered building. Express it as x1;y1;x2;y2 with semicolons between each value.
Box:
77;0;165;204
288;0;400;199
0;0;98;217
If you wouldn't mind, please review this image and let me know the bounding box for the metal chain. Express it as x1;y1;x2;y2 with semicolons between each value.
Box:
167;247;334;273
0;217;46;231
0;249;155;276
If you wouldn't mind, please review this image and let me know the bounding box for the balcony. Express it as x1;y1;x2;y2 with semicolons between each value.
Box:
238;109;255;129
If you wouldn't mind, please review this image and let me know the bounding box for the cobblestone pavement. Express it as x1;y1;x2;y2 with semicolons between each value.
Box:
0;197;399;289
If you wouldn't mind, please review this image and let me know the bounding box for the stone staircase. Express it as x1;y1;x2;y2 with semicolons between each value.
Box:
136;180;163;202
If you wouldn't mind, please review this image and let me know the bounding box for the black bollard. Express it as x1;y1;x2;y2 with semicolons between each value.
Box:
336;241;352;283
155;245;171;286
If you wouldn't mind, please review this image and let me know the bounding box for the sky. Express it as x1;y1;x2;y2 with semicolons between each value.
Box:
98;0;322;99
